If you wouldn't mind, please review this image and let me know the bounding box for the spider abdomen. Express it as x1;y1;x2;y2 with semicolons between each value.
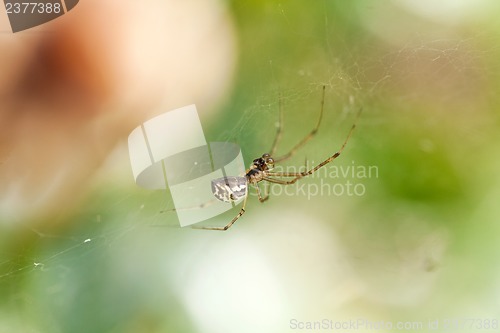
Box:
211;177;247;203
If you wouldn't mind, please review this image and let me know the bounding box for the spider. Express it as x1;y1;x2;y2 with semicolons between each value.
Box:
195;86;360;231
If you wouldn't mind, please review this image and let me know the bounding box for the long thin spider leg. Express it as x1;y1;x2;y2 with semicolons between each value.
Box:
255;183;269;202
274;85;326;163
270;91;284;156
264;152;336;185
263;180;270;201
264;117;359;185
262;177;295;185
191;189;249;231
266;171;303;177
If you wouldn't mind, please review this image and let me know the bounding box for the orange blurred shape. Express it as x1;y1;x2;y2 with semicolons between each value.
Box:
0;0;237;225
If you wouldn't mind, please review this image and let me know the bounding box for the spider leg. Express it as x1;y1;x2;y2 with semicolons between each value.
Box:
191;189;249;231
264;153;335;185
265;118;358;184
262;176;295;185
255;182;269;202
274;85;325;163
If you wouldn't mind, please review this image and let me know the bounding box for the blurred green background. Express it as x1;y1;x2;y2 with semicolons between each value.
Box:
1;1;500;332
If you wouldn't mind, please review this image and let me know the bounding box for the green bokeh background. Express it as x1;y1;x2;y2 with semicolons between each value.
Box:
2;1;500;332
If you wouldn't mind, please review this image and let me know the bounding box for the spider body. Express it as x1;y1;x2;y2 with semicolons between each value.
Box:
247;153;275;183
195;86;360;231
211;153;275;203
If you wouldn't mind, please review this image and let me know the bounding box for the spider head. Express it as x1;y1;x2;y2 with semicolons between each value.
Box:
253;153;275;171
